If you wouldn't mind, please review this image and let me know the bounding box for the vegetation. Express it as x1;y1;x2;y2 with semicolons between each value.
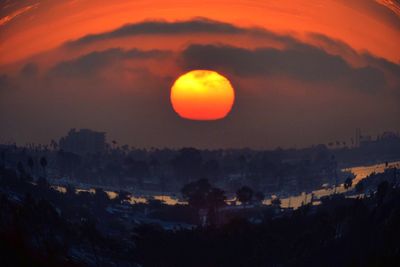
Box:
1;142;399;266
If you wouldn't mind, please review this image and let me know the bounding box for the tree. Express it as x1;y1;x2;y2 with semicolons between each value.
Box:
181;179;211;210
172;148;202;183
377;181;389;205
115;190;131;204
124;157;150;187
50;139;58;151
271;197;281;208
206;187;226;225
344;177;353;189
207;188;226;210
202;159;220;181
355;181;364;193
37;176;49;189
236;186;253;206
27;157;34;175
181;179;226;225
254;191;265;205
17;161;26;178
0;151;5;167
65;183;76;196
94;188;109;206
40;156;48;178
80;219;102;267
149;157;160;178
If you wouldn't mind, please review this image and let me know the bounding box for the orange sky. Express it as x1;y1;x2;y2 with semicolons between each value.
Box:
1;0;399;148
1;0;400;66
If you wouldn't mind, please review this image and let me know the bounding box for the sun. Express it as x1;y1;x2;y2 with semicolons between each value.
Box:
170;70;235;120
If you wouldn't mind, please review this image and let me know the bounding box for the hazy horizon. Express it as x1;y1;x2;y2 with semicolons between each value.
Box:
1;1;400;149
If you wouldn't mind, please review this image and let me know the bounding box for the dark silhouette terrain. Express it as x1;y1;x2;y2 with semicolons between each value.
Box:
1;157;399;266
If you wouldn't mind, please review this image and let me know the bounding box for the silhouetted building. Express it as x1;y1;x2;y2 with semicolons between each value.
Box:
359;131;399;147
59;128;106;155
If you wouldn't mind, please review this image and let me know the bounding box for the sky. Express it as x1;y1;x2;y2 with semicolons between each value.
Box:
0;0;400;149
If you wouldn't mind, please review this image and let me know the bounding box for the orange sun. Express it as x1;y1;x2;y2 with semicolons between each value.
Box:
170;70;235;120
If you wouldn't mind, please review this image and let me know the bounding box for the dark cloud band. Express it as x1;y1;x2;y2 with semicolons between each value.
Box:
180;44;388;92
65;18;299;48
49;48;170;77
66;18;244;47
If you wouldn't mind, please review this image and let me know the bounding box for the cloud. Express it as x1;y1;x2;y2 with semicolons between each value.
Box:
307;33;362;62
180;44;389;92
0;3;39;27
309;32;400;72
65;17;300;48
66;18;241;46
363;53;400;78
49;48;171;77
335;1;400;30
20;62;39;77
1;15;399;148
0;74;10;91
375;0;400;19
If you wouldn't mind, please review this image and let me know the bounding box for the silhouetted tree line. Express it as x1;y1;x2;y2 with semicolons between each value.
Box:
0;165;139;266
1;160;400;266
132;184;400;267
0;143;347;195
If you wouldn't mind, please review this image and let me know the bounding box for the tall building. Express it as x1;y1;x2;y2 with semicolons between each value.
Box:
59;128;106;155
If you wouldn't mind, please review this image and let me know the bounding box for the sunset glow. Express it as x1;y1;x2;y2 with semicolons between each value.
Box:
1;0;399;148
1;1;400;265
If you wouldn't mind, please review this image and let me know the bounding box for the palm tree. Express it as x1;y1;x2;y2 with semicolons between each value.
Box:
0;151;6;168
254;191;265;205
65;183;76;196
206;187;226;225
236;186;253;206
50;139;58;151
40;156;48;178
377;181;389;205
17;161;26;178
27;156;34;177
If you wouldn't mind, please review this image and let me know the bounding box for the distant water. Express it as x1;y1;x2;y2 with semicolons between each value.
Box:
51;185;185;205
267;160;400;209
343;161;400;185
51;161;400;209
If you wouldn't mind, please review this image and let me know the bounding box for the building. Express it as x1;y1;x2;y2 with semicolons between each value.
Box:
59;128;106;155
